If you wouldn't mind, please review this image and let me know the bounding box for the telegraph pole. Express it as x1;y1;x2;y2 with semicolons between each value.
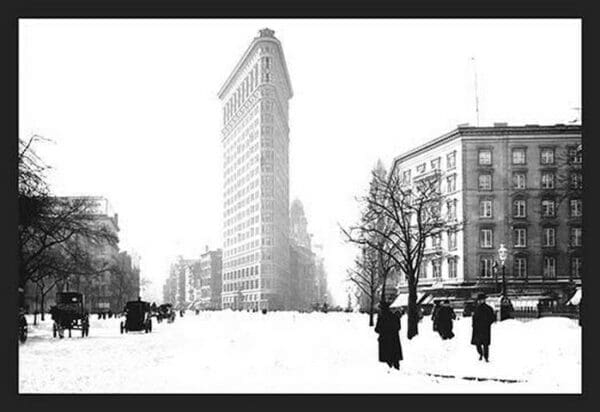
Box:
471;57;481;126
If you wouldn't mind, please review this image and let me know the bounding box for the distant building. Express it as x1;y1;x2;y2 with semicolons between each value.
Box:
289;242;316;311
219;28;293;310
290;199;312;250
391;124;582;304
111;250;141;310
196;248;222;310
24;196;122;313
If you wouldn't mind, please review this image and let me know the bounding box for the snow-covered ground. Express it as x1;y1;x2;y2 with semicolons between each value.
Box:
19;311;581;393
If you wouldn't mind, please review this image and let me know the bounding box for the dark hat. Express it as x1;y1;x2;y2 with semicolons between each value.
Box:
476;293;487;300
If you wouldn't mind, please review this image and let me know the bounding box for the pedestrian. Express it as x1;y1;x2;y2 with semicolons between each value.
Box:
431;301;441;332
471;293;496;362
436;299;456;340
374;301;403;370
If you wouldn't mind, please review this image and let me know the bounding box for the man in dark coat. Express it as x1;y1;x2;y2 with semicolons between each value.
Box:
431;301;441;331
471;293;496;362
436;300;456;340
375;301;403;370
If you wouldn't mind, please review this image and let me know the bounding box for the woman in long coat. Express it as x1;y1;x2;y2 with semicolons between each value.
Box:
471;293;496;362
375;301;403;370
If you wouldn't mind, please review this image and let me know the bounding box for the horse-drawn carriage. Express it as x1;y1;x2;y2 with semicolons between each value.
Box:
156;303;176;323
120;299;153;333
50;292;90;338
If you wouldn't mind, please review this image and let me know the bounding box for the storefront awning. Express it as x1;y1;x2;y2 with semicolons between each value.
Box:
390;292;425;308
567;288;581;306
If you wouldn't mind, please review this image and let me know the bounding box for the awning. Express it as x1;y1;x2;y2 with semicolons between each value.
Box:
419;294;434;305
390;292;424;308
567;288;581;306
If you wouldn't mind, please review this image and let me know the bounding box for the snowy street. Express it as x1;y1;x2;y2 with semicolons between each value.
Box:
19;311;581;393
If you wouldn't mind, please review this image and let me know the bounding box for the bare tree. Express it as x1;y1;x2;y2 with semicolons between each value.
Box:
19;136;119;309
346;246;379;326
344;161;446;339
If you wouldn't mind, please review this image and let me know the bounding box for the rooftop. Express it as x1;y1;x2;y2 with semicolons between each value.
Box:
392;123;582;168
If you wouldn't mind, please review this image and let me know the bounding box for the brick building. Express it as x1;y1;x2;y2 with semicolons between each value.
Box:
391;124;582;304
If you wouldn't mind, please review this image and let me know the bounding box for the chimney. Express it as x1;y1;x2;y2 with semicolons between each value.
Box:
205;245;209;253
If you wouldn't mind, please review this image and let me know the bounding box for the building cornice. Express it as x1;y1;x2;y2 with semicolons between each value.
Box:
391;124;582;174
218;30;293;100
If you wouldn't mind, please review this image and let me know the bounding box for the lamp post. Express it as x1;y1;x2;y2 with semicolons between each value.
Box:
498;244;508;297
497;243;512;320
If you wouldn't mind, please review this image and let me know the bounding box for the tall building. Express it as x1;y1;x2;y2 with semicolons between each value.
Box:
218;28;293;311
290;199;312;249
391;124;582;304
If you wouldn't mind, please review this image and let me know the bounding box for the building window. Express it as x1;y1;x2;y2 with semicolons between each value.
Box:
513;199;526;218
514;228;527;248
480;257;493;278
478;174;492;191
540;148;555;165
514;257;527;278
402;170;411;184
431;157;441;170
543;227;556;247
480;200;493;218
543;256;556;278
416;163;426;174
448;258;457;278
447;151;456;169
571;256;582;278
447;200;457;221
478;149;492;165
569;146;582;164
541;199;556;217
570;172;583;189
432;233;442;248
448;229;457;250
513;173;527;189
480;229;493;248
512;148;526;165
447;175;456;192
432;260;442;279
541;172;555;189
570;199;582;217
570;227;582;247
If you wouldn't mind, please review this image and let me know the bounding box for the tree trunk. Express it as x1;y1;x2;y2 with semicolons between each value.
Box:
40;290;45;321
369;295;374;326
34;293;38;325
407;278;419;339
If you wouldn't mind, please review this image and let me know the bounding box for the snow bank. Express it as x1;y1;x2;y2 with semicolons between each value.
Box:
19;312;581;393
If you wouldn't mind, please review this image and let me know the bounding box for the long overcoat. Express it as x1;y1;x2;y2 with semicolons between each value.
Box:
436;306;456;339
471;302;496;346
375;310;403;363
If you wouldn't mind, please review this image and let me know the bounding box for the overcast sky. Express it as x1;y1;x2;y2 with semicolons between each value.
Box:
19;19;581;305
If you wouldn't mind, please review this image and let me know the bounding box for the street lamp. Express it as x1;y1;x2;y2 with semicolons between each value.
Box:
497;243;512;320
498;244;508;297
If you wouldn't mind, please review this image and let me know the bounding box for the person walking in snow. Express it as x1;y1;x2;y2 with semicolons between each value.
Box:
436;299;456;340
431;301;441;332
471;293;495;362
375;301;402;370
